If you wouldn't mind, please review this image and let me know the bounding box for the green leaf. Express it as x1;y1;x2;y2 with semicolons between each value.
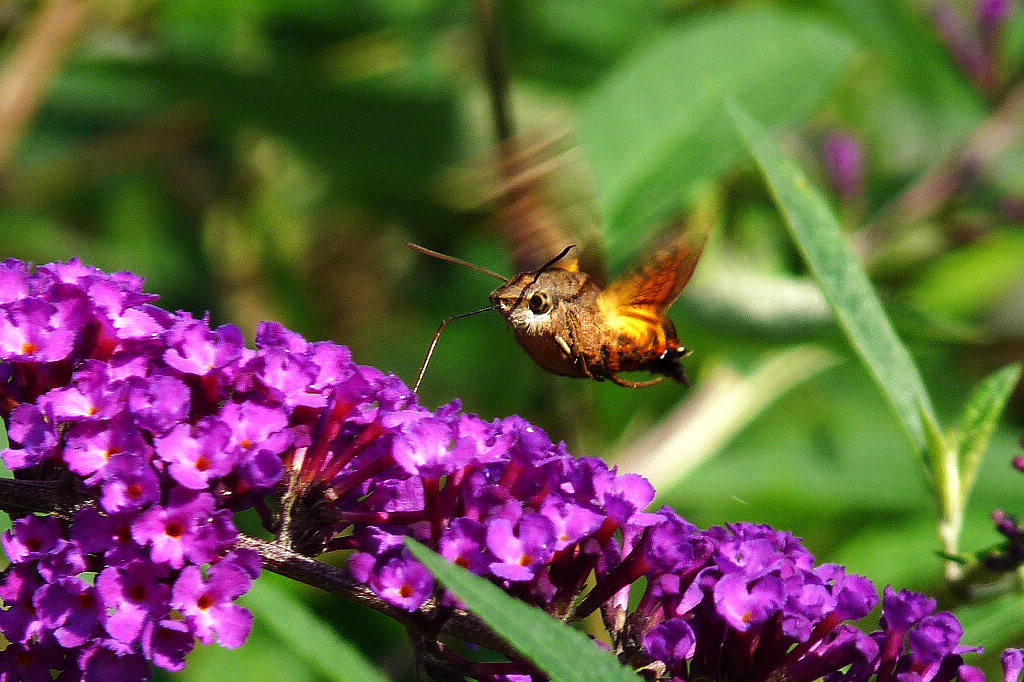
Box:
955;362;1023;500
720;97;936;460
907;232;1024;319
242;575;389;682
405;539;643;682
577;7;857;262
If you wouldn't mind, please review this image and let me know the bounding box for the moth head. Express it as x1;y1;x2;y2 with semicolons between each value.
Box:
490;268;589;330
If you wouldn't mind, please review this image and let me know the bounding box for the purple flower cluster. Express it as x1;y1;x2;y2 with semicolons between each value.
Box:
0;258;1016;681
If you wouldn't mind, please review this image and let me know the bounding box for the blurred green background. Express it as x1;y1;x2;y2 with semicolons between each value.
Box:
1;0;1023;679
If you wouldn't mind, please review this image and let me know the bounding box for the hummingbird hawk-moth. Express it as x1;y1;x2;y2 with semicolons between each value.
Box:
409;0;709;392
409;131;710;391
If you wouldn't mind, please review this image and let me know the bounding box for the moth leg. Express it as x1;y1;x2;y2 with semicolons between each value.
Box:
554;334;572;358
609;373;665;389
563;311;596;378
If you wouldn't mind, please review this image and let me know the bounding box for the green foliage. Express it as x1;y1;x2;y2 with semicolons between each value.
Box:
956;363;1024;500
722;96;1021;570
241;574;390;682
577;7;856;262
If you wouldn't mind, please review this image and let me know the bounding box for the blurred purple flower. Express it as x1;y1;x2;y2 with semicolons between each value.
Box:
931;2;1002;91
977;0;1015;35
823;131;866;202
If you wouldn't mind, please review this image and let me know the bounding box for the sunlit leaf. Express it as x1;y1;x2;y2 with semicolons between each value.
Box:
956;362;1023;499
720;97;936;459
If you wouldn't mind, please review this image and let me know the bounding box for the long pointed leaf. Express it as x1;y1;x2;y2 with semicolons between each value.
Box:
405;540;642;682
956;362;1023;500
720;97;936;460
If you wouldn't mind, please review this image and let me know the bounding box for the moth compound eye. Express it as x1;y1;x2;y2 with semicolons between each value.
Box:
529;291;552;314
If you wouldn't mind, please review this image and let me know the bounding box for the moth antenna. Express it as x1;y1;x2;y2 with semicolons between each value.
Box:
406;242;509;283
536;244;576;275
413;306;497;393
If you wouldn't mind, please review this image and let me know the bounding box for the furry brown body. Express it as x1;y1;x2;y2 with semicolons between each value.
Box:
490;266;691;388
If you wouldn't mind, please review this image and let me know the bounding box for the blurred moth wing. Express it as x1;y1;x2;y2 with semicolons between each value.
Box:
491;126;607;284
598;219;707;343
593;217;709;385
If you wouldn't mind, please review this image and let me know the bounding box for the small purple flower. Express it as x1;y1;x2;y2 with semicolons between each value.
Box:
872;586;984;682
590;467;658;527
0;564;47;644
0;640;71;682
39;360;123;422
141;619;195;672
0;259;30;304
1003;648;1024;682
34;577;104;648
96;560;172;644
487;514;555;582
390;413;459;477
77;638;151;682
0;297;79;363
2;514;64;563
643;619;696;669
171;551;258;648
71;507;143;566
99;454;161;513
714;571;787;631
154;421;233;490
880;586;936;640
369;554;435;612
2;403;58;469
219;400;289;456
126;374;191;434
162;315;244;377
440;518;490;575
539;498;604;551
218;400;289;489
36;539;87;583
823;131;865;202
63;414;148;481
131;488;234;569
247;345;323;408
